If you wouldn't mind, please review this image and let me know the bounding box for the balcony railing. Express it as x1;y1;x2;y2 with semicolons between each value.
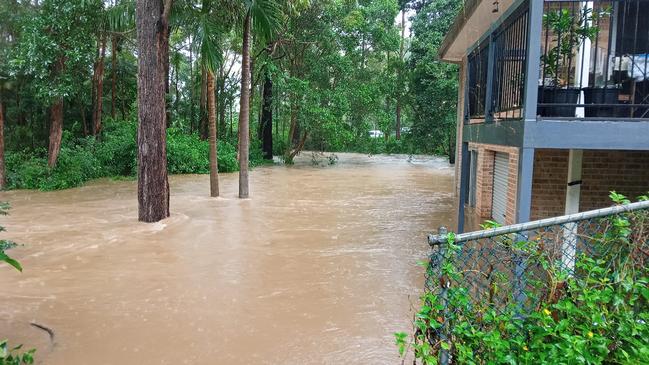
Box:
539;0;649;119
466;5;530;122
465;0;649;123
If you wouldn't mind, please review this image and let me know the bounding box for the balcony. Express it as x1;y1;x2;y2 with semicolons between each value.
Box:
466;0;649;123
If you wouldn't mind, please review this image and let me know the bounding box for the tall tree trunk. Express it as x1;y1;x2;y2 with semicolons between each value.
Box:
238;12;251;199
218;74;226;139
261;74;273;160
81;102;88;136
199;66;208;139
229;100;233;138
396;103;402;140
163;22;171;129
0;96;5;189
207;71;219;197
93;35;107;135
189;35;195;134
111;35;118;120
396;9;406;141
174;61;180;118
135;0;171;223
48;99;64;168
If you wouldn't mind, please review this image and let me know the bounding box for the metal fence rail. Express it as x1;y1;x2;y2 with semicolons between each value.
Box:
419;201;649;364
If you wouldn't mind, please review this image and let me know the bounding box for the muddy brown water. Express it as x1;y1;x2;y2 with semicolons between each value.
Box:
0;152;455;365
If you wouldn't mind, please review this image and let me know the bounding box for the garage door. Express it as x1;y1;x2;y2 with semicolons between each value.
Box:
492;152;509;224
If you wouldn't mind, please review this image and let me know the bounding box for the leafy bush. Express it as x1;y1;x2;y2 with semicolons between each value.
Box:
166;128;210;174
4;119;253;191
95;119;138;176
397;194;649;364
0;341;35;365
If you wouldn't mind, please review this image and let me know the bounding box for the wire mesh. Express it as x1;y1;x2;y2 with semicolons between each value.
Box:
420;203;649;364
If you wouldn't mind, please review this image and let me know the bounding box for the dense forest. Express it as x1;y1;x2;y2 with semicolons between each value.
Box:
0;0;460;219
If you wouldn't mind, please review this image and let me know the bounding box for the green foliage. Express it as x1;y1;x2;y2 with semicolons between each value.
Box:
0;206;35;364
399;195;649;364
0;341;34;365
407;0;462;159
0;203;21;273
541;7;609;85
10;0;102;103
5;119;251;191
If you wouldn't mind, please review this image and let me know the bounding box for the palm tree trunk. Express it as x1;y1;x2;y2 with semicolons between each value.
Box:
135;0;171;222
218;73;226;139
238;12;251;198
200;66;208;139
189;35;195;133
0;96;5;190
261;74;273;160
396;9;406;141
93;35;107;135
207;71;219;197
111;35;118;120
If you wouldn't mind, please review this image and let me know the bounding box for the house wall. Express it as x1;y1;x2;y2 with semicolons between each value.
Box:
468;142;520;225
531;149;649;220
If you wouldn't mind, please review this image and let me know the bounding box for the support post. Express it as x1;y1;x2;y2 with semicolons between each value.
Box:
523;0;544;121
516;147;535;223
437;226;450;365
458;142;470;233
514;147;534;310
562;149;583;272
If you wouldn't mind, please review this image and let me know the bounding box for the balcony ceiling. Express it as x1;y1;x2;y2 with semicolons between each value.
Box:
440;0;518;63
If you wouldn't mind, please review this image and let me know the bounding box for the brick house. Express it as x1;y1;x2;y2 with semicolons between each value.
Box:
440;0;649;232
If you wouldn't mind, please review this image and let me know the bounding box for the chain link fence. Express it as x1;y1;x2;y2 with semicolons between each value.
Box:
417;200;649;364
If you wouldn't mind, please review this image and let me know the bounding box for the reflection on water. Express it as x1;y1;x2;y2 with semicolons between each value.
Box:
0;152;455;365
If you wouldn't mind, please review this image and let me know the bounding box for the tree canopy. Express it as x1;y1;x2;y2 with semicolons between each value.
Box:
0;0;462;194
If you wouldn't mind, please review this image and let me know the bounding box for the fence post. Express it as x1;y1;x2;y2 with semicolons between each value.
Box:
437;226;451;365
514;232;528;313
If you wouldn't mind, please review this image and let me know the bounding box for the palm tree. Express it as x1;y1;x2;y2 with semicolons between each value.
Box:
238;0;281;198
183;0;227;197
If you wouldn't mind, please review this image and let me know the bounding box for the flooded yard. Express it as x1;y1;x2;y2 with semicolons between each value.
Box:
0;152;455;364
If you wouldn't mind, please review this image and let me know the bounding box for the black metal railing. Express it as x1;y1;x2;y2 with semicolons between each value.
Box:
490;5;529;121
539;0;649;119
467;40;490;119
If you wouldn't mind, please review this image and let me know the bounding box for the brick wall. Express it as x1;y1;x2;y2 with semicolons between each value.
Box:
581;150;649;210
468;142;520;225
531;149;649;220
530;149;568;219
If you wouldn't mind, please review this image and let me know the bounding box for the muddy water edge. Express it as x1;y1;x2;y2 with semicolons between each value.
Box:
0;152;455;365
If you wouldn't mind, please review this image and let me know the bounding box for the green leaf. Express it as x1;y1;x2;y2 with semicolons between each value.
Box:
0;252;22;272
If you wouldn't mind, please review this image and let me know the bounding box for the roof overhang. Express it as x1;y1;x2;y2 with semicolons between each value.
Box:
439;0;519;63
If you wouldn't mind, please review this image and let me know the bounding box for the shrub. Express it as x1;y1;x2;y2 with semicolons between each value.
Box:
4;119;249;191
166;128;210;174
397;194;649;364
95;119;138;176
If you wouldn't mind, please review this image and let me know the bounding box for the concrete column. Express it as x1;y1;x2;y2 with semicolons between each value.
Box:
457;142;470;233
523;0;544;121
562;149;583;271
516;147;535;223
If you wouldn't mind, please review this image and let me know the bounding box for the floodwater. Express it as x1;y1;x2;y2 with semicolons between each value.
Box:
0;152;455;365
